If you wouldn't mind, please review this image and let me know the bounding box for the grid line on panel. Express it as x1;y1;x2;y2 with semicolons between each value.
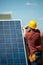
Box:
3;21;8;65
8;21;14;65
15;21;21;65
0;59;1;65
0;22;2;65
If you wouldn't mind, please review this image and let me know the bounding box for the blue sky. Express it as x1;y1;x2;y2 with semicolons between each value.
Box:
0;0;43;32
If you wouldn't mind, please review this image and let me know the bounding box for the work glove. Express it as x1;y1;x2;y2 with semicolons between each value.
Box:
29;54;36;62
22;27;27;37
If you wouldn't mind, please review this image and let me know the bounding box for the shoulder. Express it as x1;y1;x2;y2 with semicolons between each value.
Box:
35;29;40;34
34;29;41;39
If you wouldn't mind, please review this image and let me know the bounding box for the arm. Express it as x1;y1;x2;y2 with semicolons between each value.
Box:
36;45;41;51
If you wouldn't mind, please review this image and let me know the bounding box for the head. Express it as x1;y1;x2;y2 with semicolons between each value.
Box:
27;20;37;30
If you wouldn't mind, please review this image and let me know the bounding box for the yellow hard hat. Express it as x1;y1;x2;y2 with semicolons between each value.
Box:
27;20;37;29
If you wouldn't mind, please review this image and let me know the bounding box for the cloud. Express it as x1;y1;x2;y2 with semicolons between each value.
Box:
26;2;38;6
39;18;43;20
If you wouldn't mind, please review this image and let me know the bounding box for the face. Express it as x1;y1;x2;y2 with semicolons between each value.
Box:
25;27;30;32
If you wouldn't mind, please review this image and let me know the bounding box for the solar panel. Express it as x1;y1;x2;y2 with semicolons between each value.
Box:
0;20;28;65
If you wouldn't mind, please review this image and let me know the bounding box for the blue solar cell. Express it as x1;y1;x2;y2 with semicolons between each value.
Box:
3;26;9;30
0;20;28;65
0;29;3;34
3;21;9;25
0;21;3;25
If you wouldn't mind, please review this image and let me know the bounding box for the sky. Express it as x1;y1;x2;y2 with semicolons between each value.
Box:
0;0;43;32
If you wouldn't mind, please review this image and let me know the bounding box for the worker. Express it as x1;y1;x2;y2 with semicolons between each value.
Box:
23;20;41;65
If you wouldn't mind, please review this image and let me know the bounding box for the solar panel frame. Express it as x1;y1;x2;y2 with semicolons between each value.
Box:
0;19;28;65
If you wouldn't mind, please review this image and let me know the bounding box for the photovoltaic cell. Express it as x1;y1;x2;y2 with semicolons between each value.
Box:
0;20;28;65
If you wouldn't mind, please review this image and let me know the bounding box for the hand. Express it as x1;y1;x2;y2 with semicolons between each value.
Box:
29;54;36;62
22;27;26;37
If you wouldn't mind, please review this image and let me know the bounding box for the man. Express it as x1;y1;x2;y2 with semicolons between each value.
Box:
23;20;41;65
